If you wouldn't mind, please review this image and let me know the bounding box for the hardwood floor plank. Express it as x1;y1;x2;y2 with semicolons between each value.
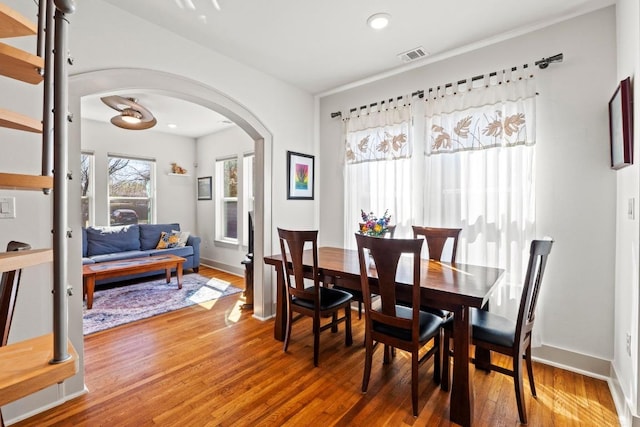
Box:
12;266;619;426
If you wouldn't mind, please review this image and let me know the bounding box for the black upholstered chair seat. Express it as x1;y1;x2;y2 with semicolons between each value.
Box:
470;308;516;348
373;305;442;342
292;287;353;311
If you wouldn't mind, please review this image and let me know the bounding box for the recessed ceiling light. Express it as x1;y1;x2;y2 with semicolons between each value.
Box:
168;123;177;129
367;13;390;30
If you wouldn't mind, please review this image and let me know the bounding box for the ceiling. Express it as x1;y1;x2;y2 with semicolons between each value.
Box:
85;0;614;137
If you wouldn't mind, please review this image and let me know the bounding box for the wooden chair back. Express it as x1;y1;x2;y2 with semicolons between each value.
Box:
277;228;320;305
515;239;554;347
355;233;423;347
412;226;462;262
0;241;31;347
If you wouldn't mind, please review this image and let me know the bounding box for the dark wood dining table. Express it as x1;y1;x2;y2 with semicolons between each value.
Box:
264;246;504;427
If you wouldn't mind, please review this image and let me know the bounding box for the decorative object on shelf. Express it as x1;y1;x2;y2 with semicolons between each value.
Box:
197;176;212;200
608;76;633;170
286;151;315;200
359;209;391;237
171;162;187;175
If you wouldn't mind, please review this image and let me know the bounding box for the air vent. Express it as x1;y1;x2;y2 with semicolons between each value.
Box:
397;46;428;63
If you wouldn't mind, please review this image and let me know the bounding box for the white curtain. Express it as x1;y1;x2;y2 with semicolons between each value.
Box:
343;99;413;250
423;72;539;342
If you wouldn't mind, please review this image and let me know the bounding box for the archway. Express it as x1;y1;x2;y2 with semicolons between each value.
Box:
69;68;273;320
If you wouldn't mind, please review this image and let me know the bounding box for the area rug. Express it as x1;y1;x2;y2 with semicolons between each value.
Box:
83;273;242;335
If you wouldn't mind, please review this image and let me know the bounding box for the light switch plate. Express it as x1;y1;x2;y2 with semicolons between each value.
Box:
0;197;16;219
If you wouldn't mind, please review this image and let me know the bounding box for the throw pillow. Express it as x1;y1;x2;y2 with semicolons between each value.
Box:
172;230;190;247
156;231;181;249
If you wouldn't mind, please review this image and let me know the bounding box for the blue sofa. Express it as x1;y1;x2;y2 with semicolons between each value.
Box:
82;223;201;285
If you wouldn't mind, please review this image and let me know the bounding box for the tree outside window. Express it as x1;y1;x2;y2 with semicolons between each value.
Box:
108;156;155;226
80;152;94;227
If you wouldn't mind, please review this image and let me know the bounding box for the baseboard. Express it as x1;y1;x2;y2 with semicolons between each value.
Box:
6;386;89;426
531;344;610;380
200;258;243;276
609;363;636;427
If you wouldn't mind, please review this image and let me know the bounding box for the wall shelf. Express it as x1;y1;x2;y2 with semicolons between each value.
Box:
168;173;190;177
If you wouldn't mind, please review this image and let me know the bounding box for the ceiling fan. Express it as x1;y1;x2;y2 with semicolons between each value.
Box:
100;95;157;130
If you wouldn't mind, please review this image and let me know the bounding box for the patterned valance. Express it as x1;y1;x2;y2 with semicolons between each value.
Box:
345;104;412;164
425;78;536;155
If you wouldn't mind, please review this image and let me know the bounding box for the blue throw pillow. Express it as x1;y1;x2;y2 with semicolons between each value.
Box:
86;225;140;256
139;223;180;250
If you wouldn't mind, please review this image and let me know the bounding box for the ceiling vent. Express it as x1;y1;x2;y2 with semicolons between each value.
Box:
397;46;428;63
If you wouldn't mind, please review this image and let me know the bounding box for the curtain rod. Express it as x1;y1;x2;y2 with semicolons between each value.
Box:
330;53;563;118
330;90;424;119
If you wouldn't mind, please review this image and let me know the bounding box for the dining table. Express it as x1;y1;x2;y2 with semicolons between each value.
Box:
264;246;504;427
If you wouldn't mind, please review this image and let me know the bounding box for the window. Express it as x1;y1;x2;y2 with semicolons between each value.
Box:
80;152;94;227
216;157;238;241
108;156;155;226
242;153;255;247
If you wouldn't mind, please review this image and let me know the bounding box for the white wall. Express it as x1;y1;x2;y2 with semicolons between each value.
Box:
196;125;254;272
319;7;617;365
81;119;197;230
613;0;640;424
1;0;315;422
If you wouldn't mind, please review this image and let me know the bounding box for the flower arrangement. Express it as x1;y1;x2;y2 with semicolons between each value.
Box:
359;209;391;237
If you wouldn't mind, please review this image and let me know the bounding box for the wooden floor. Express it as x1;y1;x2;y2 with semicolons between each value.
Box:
14;266;619;427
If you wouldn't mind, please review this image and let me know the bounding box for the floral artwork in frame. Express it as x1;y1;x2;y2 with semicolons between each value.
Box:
287;151;314;200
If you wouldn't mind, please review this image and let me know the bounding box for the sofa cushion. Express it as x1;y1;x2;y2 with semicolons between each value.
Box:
139;223;180;250
172;230;190;247
156;231;181;249
89;250;149;263
82;227;88;257
86;225;140;256
145;246;194;258
82;257;95;265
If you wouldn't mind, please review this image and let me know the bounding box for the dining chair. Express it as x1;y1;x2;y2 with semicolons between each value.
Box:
0;241;31;427
441;238;554;424
277;228;353;367
355;233;443;417
336;224;397;320
411;226;461;263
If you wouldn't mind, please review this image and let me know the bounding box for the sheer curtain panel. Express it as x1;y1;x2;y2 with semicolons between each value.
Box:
423;71;539;341
343;99;413;249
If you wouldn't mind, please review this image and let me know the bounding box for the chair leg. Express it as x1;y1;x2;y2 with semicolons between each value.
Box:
362;334;373;393
358;300;362;319
433;331;441;384
411;350;419;417
514;350;528;424
283;306;293;352
441;330;451;391
313;315;320;367
331;312;338;333
525;344;536;397
345;305;353;346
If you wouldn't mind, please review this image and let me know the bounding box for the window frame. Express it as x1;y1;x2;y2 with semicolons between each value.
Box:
107;154;156;226
215;156;239;244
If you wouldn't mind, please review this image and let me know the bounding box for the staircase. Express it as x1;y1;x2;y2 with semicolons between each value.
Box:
0;0;77;414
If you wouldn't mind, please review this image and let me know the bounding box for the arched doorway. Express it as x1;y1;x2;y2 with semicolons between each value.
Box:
69;68;273;320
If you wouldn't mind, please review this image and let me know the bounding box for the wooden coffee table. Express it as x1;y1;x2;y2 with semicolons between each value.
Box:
82;254;186;309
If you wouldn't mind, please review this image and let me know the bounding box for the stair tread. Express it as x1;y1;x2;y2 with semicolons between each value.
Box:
0;172;52;191
0;4;37;38
0;108;42;133
0;248;52;273
0;42;43;84
0;333;78;407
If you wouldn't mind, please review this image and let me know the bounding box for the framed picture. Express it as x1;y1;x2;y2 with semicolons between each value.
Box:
608;77;633;169
197;176;212;200
287;151;314;200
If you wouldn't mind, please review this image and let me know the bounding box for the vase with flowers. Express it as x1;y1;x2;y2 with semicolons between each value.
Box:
359;209;392;237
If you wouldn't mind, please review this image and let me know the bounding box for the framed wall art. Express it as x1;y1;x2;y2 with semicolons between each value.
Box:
197;176;212;200
608;76;633;169
287;151;314;200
